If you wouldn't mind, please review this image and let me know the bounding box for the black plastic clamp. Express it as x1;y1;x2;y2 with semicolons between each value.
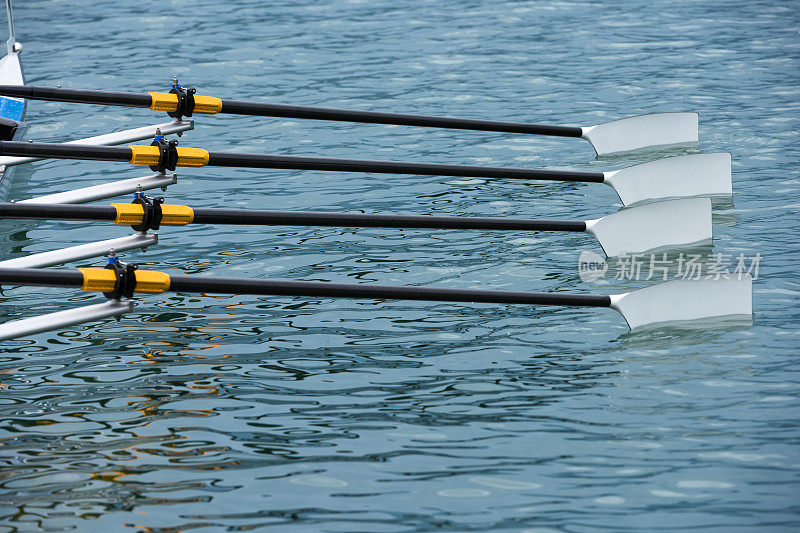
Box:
131;194;164;232
168;84;196;120
149;135;179;173
104;257;138;300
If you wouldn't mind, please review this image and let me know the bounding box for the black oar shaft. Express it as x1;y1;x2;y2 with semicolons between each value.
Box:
0;141;131;162
0;85;152;108
0;267;611;308
0;85;584;137
191;208;586;232
206;153;604;183
0;268;85;288
166;276;611;308
220;100;584;137
0;203;116;221
0;203;586;233
0;141;606;183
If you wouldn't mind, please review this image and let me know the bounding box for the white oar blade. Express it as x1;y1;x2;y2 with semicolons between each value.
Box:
581;112;698;156
585;198;711;257
610;275;752;330
603;153;732;206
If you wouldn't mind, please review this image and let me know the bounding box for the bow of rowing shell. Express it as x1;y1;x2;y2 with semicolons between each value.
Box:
0;31;25;199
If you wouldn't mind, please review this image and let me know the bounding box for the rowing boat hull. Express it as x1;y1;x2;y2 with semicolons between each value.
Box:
0;44;25;199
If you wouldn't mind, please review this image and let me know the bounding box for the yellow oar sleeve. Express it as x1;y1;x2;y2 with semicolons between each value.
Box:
112;203;145;225
133;271;172;293
148;92;222;114
148;92;178;112
193;95;223;114
128;145;209;167
112;204;194;226
160;205;195;225
79;268;117;292
129;145;161;166
175;147;209;167
79;268;171;294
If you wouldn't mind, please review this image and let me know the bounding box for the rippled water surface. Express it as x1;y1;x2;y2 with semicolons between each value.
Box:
1;0;799;531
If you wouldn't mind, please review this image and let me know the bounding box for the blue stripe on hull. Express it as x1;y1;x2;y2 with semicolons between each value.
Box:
0;96;24;121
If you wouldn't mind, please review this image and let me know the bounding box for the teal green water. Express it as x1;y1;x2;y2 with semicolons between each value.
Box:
1;0;799;531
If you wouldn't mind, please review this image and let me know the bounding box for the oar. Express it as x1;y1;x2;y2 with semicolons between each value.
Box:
0;266;752;333
0;141;732;206
0;84;698;155
0;197;711;257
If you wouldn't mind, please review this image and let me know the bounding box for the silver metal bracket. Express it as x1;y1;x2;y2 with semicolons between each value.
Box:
0;300;134;342
20;173;177;205
0;233;158;268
